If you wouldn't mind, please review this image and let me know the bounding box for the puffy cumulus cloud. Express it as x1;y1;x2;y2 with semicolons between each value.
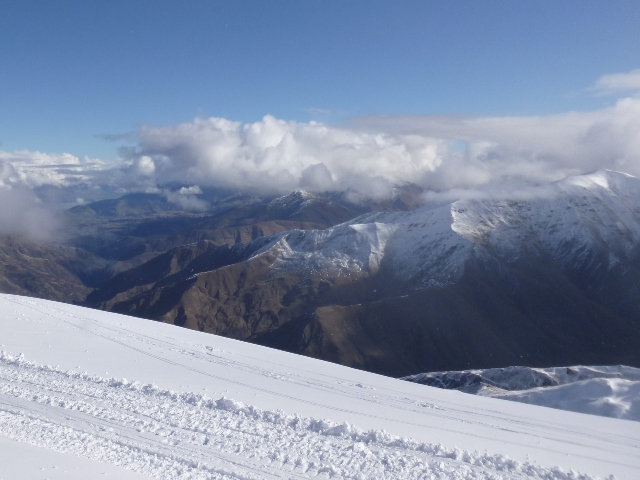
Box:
135;155;156;176
126;115;447;199
355;96;640;193
590;68;640;96
122;96;640;201
0;150;108;189
163;185;208;211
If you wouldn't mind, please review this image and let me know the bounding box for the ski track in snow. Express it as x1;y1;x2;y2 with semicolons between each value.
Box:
1;295;637;479
0;351;601;480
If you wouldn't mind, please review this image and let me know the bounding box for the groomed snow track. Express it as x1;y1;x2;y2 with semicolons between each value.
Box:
0;294;638;479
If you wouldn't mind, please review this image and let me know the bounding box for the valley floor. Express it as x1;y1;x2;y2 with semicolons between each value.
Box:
0;294;638;479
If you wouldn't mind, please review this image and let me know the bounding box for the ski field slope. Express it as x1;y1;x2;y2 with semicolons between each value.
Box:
0;294;638;479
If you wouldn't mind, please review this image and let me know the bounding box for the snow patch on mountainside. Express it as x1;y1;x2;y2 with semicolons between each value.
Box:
404;365;640;422
356;204;473;286
251;221;398;279
449;170;640;264
266;190;316;216
496;377;640;421
249;202;472;285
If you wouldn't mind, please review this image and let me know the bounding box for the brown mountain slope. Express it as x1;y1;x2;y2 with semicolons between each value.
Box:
0;236;108;303
71;191;365;278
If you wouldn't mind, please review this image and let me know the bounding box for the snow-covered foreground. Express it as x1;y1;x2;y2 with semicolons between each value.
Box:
0;295;639;479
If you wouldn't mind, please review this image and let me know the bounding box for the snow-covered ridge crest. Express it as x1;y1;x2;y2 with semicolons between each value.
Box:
250;169;640;285
256;221;397;279
563;169;638;192
281;221;395;275
450;169;640;262
266;190;316;215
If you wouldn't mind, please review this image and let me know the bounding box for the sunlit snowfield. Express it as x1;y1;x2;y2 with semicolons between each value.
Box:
0;294;638;479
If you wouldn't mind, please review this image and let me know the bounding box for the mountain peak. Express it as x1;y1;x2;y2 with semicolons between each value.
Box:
267;190;316;214
561;169;639;193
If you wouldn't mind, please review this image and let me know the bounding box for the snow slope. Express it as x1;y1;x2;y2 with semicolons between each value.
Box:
404;366;640;422
0;295;639;479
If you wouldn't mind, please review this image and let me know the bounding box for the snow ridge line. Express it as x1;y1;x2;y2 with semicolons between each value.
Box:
0;351;606;480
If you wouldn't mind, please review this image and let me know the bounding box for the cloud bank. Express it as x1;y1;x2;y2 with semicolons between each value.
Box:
0;150;107;189
118;98;640;199
121;115;447;199
355;96;640;193
0;151;117;240
2;69;640;220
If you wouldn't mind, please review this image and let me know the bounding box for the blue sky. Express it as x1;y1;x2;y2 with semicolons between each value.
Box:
2;0;640;159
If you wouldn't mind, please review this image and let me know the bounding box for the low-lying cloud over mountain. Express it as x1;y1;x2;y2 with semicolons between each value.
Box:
2;69;639;235
357;96;640;191
0;187;58;241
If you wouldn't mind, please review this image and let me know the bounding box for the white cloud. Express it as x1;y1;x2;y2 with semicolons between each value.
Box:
591;68;640;95
127;115;447;198
0;150;108;188
354;96;640;192
0;185;59;240
178;185;202;195
119;94;640;200
3;72;640;215
135;155;156;176
162;187;208;211
0;151;128;238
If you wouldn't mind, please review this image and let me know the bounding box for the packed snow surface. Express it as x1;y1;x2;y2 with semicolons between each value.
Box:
1;294;639;479
404;366;640;422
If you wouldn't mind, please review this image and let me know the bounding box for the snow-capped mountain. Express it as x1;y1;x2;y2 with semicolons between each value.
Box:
87;170;640;376
251;170;640;287
1;294;639;479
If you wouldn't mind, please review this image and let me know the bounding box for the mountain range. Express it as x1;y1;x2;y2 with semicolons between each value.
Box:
1;170;639;376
